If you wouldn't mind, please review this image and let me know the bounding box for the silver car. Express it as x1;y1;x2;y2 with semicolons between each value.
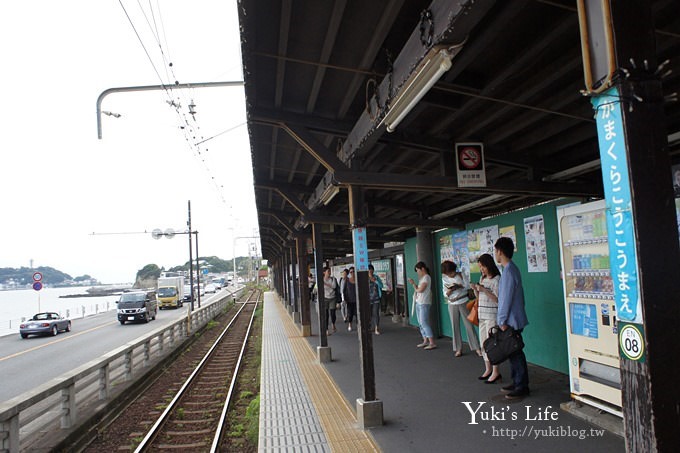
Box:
20;312;71;339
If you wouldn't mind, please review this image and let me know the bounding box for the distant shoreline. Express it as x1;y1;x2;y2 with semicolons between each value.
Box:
60;285;132;298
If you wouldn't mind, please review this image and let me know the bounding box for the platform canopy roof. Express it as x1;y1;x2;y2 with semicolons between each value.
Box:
237;0;680;259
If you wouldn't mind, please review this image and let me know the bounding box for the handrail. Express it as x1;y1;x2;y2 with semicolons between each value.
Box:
0;286;246;453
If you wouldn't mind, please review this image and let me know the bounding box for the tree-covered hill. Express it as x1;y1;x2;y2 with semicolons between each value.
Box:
0;266;79;285
168;256;241;274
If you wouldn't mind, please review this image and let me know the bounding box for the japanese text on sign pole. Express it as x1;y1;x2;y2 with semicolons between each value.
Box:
352;227;369;272
592;87;642;324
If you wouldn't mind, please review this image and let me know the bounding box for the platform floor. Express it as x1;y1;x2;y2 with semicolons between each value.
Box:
259;292;379;452
260;292;625;452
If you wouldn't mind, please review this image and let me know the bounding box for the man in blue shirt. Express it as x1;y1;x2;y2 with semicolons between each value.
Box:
494;237;530;400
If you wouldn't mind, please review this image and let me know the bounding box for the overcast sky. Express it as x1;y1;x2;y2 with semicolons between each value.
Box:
0;1;259;283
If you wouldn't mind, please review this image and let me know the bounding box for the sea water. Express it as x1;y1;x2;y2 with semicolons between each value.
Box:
0;287;124;337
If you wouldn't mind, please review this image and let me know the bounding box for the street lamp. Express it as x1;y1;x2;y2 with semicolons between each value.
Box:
151;201;201;310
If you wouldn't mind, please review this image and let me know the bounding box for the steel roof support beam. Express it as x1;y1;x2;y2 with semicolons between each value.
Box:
334;170;601;197
260;211;295;236
280;123;348;173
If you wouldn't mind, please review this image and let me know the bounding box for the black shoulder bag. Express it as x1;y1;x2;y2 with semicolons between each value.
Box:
483;326;525;365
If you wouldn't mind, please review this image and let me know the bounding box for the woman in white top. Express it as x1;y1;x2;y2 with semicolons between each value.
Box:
408;261;436;350
441;260;481;358
471;253;502;383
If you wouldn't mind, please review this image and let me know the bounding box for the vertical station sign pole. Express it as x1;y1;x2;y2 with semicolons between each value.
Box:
580;1;680;449
348;185;383;428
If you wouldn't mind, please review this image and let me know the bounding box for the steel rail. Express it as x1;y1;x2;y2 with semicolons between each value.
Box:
133;291;256;452
210;289;261;452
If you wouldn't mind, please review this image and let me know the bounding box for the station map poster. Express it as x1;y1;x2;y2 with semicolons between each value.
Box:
468;226;498;274
570;303;599;339
524;214;548;272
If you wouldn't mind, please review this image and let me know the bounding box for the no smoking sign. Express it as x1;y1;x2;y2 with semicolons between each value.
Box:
455;142;486;187
458;145;482;169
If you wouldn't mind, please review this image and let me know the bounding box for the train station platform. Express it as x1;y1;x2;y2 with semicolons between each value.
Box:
259;291;625;452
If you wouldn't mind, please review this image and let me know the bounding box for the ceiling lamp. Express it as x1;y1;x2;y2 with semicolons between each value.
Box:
382;46;455;133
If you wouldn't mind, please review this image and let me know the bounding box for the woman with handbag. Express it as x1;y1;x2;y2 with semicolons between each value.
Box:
472;253;502;383
441;260;481;358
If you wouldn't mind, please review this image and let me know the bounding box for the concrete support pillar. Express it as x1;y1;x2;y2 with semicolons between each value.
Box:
416;228;440;338
317;345;332;363
356;398;384;429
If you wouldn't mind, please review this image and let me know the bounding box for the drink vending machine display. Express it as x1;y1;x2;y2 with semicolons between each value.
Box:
557;200;622;416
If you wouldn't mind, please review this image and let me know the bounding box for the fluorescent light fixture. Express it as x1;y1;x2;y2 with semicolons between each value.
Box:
383;46;455;133
320;185;340;206
542;159;601;182
432;194;508;219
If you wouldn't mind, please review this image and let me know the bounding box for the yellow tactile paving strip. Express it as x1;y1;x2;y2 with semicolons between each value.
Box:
272;297;381;453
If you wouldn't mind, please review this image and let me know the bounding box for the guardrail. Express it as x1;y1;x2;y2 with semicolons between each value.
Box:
0;286;245;453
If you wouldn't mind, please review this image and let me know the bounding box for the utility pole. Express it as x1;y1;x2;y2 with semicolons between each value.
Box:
187;201;195;312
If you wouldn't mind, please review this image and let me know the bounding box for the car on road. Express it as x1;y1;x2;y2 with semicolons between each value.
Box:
204;283;217;294
20;312;71;338
183;285;194;303
117;290;158;324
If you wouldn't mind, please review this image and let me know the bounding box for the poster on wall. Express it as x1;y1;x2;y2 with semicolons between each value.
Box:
499;225;517;250
468;225;499;273
440;235;455;262
395;254;405;286
524;214;548;272
371;259;393;292
452;231;470;283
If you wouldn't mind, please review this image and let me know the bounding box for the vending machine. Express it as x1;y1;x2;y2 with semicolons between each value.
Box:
557;200;622;416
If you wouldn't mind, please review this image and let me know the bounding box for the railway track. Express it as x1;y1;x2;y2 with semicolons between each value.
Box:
134;288;261;452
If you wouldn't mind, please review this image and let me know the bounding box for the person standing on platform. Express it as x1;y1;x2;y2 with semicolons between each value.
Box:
441;260;481;357
308;273;316;303
368;264;384;335
471;253;502;383
339;268;349;323
343;267;357;331
322;267;339;335
408;261;437;350
494;237;530;399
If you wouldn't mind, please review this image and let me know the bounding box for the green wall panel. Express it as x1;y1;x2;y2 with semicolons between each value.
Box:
404;201;570;374
466;202;568;374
